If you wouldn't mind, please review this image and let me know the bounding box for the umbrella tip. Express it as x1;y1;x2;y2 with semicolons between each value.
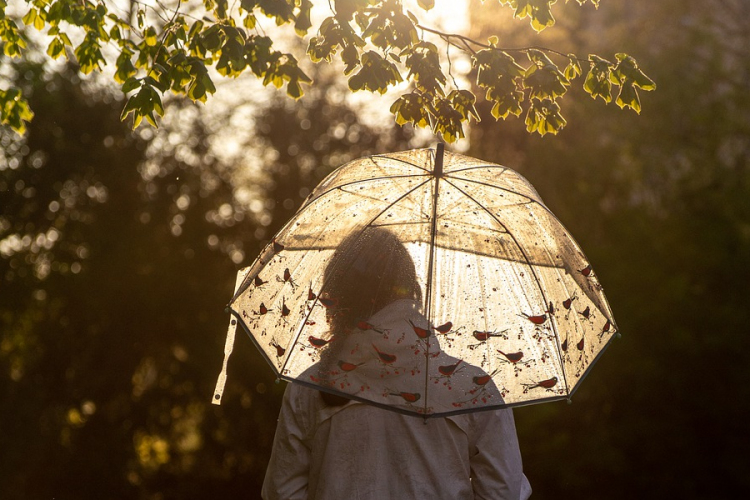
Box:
434;142;445;178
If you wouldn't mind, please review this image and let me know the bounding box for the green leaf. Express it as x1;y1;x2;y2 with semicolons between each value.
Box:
615;80;641;113
525;97;566;136
563;54;582;80
121;77;141;94
144;26;159;47
511;0;557;32
433;97;465;143
348;51;402;95
115;49;137;84
46;37;65;59
120;83;164;129
0;87;34;134
294;0;313;35
449;89;480;122
404;42;445;96
524;49;569;99
613;53;656;90
487;86;524;120
243;13;257;29
188;71;216;102
390;92;430;129
74;33;106;74
583;54;613;103
1;18;28;57
341;43;360;75
22;8;45;30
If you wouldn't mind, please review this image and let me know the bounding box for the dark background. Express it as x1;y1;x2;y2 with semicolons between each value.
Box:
1;1;748;498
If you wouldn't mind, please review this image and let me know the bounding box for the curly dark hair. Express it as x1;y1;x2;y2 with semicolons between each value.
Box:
317;226;422;406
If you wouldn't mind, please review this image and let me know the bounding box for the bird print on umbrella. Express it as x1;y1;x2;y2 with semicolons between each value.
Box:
469;328;509;350
497;350;534;377
431;359;464;389
522;376;559;393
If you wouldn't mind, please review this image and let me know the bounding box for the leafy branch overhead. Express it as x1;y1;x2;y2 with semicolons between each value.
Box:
0;0;655;140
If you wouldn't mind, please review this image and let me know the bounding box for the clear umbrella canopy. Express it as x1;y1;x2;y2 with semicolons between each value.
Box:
221;146;618;417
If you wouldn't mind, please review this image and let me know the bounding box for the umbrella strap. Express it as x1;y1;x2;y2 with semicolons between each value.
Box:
212;268;251;405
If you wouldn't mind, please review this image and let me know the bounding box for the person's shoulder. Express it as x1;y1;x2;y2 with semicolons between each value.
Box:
286;382;320;406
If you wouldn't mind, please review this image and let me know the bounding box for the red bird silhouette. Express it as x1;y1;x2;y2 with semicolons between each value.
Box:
561;337;569;351
254;275;267;287
258;303;269;315
576;337;585;351
472;329;508;341
372;344;397;364
578;306;591;320
278;268;297;289
307;285;317;301
524;376;558;390
337;360;363;372
563;296;576;309
473;374;493;386
408;319;432;339
308;336;330;348
438;360;462;376
281;298;290;317
435;321;453;334
602;319;611;333
390;392;421;403
272;240;284;253
520;313;547;325
271;341;285;357
578;265;593;277
497;350;524;363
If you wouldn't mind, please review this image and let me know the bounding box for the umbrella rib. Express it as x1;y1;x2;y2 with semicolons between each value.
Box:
279;177;434;377
422;147;442;417
443;174;541;204
444;164;511;176
443;178;571;395
308;173;429;204
371;152;433;174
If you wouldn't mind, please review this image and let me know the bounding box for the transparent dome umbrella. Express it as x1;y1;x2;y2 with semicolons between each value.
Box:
213;145;619;417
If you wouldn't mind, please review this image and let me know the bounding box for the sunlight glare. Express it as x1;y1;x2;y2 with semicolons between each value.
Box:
409;0;470;32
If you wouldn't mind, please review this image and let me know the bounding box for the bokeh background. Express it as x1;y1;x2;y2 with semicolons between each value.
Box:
2;0;748;498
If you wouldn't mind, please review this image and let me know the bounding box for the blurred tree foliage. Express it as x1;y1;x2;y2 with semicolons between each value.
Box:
0;0;653;140
0;59;412;498
467;0;750;498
